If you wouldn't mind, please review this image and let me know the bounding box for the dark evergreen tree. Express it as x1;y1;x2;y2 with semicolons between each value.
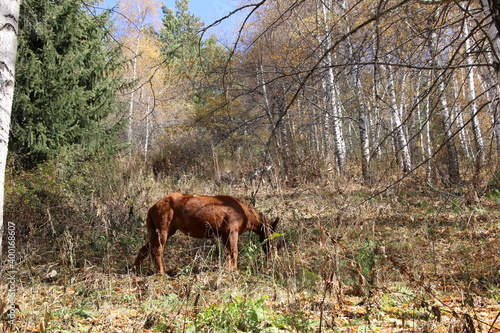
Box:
11;0;126;168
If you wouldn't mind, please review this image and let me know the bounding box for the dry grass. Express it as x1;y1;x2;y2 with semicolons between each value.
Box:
2;160;500;332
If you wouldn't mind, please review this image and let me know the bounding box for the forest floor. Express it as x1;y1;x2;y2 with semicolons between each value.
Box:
2;177;500;332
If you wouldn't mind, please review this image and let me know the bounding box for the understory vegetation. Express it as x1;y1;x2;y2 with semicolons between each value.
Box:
1;154;499;332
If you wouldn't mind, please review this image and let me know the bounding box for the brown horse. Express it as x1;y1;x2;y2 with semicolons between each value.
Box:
132;193;279;275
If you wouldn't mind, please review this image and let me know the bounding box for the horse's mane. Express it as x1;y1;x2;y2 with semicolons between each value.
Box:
234;197;264;223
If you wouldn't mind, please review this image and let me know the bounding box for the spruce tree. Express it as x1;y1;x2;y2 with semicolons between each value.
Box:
160;0;227;109
161;0;203;67
11;0;126;168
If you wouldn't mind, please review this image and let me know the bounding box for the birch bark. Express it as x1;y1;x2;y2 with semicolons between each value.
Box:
0;0;21;265
349;47;370;182
320;0;345;172
438;79;461;184
424;84;433;180
386;63;412;173
128;38;140;147
480;0;500;154
463;22;484;166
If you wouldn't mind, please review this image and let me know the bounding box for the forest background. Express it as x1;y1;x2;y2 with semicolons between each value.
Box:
1;0;500;331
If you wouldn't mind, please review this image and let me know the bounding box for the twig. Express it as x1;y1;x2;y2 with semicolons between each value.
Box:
487;311;500;333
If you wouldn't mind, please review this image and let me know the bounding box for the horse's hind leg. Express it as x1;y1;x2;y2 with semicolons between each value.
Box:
152;228;176;276
150;229;166;275
132;243;150;274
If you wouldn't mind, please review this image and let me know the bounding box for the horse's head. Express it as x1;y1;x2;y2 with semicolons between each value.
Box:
257;212;279;234
269;216;280;235
258;214;280;258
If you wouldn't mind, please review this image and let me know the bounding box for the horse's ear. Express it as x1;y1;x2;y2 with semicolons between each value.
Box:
272;217;280;230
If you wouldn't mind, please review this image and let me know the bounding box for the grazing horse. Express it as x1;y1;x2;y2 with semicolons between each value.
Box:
132;193;279;275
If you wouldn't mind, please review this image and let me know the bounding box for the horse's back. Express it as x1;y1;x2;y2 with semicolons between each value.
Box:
153;193;253;220
181;194;245;217
159;193;253;236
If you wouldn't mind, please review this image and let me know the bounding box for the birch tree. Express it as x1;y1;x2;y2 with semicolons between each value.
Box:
320;0;346;172
463;21;484;167
0;0;20;264
480;0;500;85
478;0;500;155
385;63;412;174
224;0;500;184
116;0;162;151
429;28;461;184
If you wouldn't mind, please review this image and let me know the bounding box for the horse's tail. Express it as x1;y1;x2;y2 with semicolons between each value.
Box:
132;208;156;273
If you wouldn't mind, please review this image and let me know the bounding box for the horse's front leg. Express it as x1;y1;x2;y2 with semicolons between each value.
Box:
223;230;239;271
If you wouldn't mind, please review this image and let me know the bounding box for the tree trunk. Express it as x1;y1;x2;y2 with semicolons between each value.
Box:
321;0;346;172
386;63;412;173
321;78;332;160
258;64;273;126
349;47;371;183
359;111;371;183
480;0;500;85
371;59;382;159
128;37;141;149
424;86;433;180
463;22;484;168
0;0;21;266
438;77;461;184
144;97;150;163
480;0;500;156
428;28;461;184
452;76;472;160
482;53;500;156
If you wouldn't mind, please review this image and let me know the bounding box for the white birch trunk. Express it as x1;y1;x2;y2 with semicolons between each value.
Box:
452;76;472;159
480;0;500;84
419;71;434;180
372;59;382;159
482;52;500;156
483;53;500;156
0;0;21;265
333;81;346;158
493;99;500;155
258;64;273;125
128;37;140;148
278;97;289;161
479;0;500;155
386;64;412;173
424;87;433;180
464;21;485;165
321;0;345;172
350;53;370;182
437;78;461;183
144;98;150;163
408;73;423;165
329;72;346;172
321;78;332;159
